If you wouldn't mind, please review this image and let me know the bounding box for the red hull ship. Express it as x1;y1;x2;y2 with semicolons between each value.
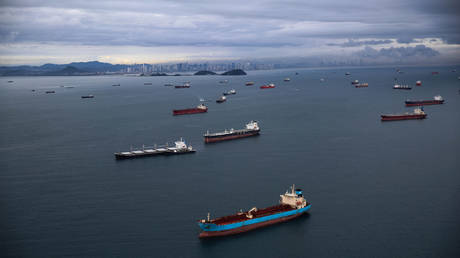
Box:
260;83;275;89
416;81;422;86
381;108;427;121
405;95;444;106
173;104;208;115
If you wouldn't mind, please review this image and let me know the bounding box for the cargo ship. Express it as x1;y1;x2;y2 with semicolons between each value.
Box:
81;95;94;98
114;138;195;159
45;90;55;94
204;120;260;143
223;89;236;96
393;84;411;90
216;96;226;103
245;81;255;86
173;104;208;115
416;81;422;86
284;78;291;81
175;83;191;88
381;107;427;121
405;95;444;106
197;185;311;238
260;83;275;89
351;80;359;85
355;83;368;88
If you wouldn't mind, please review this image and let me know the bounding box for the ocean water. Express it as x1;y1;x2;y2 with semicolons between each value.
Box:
1;66;459;258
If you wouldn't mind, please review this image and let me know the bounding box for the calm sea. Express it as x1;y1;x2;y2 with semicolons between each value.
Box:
1;66;459;257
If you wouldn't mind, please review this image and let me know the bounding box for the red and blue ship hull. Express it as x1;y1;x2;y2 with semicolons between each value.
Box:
198;205;311;238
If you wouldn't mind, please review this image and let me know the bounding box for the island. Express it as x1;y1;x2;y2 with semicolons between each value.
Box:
194;70;217;75
221;69;247;76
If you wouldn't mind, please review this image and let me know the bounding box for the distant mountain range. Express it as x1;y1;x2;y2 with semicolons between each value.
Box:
0;61;132;76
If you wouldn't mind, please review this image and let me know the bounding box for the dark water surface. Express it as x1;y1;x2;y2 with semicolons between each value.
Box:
1;67;459;257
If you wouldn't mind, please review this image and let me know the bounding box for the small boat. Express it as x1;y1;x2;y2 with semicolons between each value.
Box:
355;83;368;88
81;95;94;99
416;81;422;86
112;84;121;86
175;82;191;88
345;72;351;75
64;86;74;89
164;83;174;87
7;80;14;83
260;83;275;89
219;80;229;84
393;84;411;90
223;89;236;95
405;95;444;106
351;80;359;85
216;95;227;103
320;78;325;82
381;107;427;121
245;81;255;86
144;82;153;85
45;90;55;94
173;104;208;115
31;89;35;92
284;78;290;82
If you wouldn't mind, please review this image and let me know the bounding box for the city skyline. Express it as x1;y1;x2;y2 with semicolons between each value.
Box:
0;0;459;66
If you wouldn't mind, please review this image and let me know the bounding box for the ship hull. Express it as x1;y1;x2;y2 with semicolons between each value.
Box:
198;205;311;238
173;108;207;115
204;130;259;143
115;149;195;159
381;114;427;121
405;100;444;106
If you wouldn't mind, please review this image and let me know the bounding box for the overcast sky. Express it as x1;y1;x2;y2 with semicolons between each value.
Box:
0;0;459;65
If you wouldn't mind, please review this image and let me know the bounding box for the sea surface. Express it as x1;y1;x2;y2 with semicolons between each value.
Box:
1;66;459;258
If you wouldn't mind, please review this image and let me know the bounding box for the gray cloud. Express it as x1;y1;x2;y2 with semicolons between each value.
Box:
356;45;440;59
328;39;393;47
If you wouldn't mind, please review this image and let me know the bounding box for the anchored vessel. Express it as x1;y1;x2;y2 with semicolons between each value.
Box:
260;83;275;89
114;138;195;159
284;78;291;81
197;185;311;238
416;81;422;86
405;95;444;106
381;108;427;121
216;95;227;103
204;121;260;143
393;84;412;90
175;82;191;88
223;89;236;96
351;80;359;85
245;81;255;86
81;95;94;98
355;83;368;88
173;104;208;115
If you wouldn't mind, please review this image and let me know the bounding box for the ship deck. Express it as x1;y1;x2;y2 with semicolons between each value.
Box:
210;204;297;225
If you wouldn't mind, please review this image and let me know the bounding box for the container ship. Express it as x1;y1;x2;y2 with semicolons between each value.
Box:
204;121;260;143
197;185;311;238
393;84;412;90
173;104;208;115
381;108;427;121
260;83;275;89
405;95;444;106
114;138;195;159
355;83;368;88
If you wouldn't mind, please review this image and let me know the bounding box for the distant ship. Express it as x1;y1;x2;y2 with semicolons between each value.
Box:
45;90;55;94
175;82;191;88
7;80;14;83
164;83;174;87
245;81;255;86
405;95;444;106
219;80;229;84
260;83;275;89
393;84;411;90
112;84;121;86
415;81;422;86
81;95;94;98
114;138;195;159
204;121;260;143
197;185;311;238
351;80;359;85
432;72;439;75
223;89;236;95
381;108;427;121
345;72;351;75
173;104;208;115
216;95;227;103
284;78;291;81
355;83;368;88
144;82;153;85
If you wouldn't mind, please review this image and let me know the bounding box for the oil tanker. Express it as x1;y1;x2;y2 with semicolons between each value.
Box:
405;95;444;106
204;121;260;143
381;107;427;121
197;185;311;238
173;104;208;115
